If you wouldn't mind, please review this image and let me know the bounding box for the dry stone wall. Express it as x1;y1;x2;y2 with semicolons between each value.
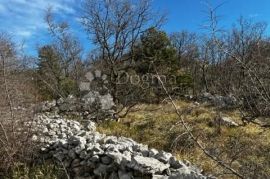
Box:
36;94;115;121
31;114;213;179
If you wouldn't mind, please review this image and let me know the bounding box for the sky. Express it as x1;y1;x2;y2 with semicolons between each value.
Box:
0;0;270;57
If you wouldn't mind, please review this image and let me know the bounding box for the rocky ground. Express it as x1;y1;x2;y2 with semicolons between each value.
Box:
30;113;212;179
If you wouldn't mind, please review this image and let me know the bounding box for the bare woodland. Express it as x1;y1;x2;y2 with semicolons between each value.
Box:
1;0;270;178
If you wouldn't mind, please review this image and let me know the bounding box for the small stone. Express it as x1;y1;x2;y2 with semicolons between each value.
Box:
118;170;133;179
71;159;81;168
93;164;109;176
169;157;185;169
74;146;83;154
101;156;112;165
149;148;159;157
155;151;172;163
32;135;38;141
109;172;118;179
68;150;77;159
86;121;96;132
215;116;239;127
92;145;104;155
79;150;89;159
53;152;65;161
129;155;170;174
90;155;99;162
153;175;169;179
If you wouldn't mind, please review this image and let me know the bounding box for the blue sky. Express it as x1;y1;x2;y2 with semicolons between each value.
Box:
155;0;270;33
0;0;269;56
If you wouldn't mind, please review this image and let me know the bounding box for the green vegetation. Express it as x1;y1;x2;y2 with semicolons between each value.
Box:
6;162;65;179
98;100;270;178
134;27;178;74
37;45;78;100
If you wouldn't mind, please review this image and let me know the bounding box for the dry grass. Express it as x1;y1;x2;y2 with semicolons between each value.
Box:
7;161;66;179
98;100;270;178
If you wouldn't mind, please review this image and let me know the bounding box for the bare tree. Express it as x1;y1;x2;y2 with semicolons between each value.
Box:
46;8;83;79
81;0;165;116
203;3;270;119
36;8;84;99
170;31;198;68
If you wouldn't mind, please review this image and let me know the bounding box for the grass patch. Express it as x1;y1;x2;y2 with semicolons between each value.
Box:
7;162;66;179
98;100;270;178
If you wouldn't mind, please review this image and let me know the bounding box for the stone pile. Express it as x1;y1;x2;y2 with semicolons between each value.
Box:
36;94;115;121
31;114;212;179
196;93;238;109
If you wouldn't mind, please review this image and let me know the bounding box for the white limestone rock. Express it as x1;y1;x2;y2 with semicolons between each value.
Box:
128;155;170;174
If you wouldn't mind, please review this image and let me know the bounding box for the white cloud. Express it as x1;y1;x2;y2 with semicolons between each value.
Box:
0;0;80;55
0;0;77;38
17;30;32;37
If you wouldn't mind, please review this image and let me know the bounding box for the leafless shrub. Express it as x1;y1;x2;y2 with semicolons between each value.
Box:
0;33;38;176
179;2;270;121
